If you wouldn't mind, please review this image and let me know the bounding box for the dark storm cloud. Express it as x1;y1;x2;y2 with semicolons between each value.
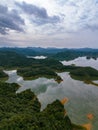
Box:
0;5;25;35
15;2;60;25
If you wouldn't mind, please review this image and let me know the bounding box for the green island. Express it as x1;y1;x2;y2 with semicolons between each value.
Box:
69;66;98;86
0;82;86;130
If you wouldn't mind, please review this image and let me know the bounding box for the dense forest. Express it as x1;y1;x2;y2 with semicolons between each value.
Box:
50;50;98;61
0;47;98;60
0;82;86;130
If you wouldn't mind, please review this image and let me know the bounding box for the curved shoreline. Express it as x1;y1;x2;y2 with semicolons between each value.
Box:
83;123;92;130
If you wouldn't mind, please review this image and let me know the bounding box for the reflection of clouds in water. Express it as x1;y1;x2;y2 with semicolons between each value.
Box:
27;56;47;59
61;57;98;70
38;85;65;110
4;70;57;94
17;77;23;82
4;70;17;75
4;70;22;83
93;80;98;84
16;77;57;94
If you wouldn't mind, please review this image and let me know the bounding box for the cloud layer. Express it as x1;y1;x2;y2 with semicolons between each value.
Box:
0;5;25;34
0;0;98;48
15;2;60;25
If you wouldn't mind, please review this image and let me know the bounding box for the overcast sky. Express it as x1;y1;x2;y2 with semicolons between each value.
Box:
0;0;98;48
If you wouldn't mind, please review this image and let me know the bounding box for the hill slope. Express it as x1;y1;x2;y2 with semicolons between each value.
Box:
0;82;86;130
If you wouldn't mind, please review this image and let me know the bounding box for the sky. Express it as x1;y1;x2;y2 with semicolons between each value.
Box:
0;0;98;48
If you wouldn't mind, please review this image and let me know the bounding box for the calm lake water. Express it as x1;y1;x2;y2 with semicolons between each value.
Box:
4;57;98;130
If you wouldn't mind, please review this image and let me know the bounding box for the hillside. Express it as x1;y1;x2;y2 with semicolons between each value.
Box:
0;48;98;60
51;50;98;61
0;82;86;130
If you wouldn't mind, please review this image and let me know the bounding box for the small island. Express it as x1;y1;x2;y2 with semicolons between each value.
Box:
69;66;98;86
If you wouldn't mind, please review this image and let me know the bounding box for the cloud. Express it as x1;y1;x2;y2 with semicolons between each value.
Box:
56;0;98;32
15;1;60;25
0;0;98;48
0;4;25;35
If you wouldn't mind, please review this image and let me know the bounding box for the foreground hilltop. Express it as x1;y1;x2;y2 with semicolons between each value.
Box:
0;82;86;130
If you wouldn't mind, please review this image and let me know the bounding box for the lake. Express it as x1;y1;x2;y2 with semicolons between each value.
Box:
4;57;98;130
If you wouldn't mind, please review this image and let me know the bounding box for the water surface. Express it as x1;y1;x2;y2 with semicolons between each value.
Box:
27;55;47;59
61;57;98;70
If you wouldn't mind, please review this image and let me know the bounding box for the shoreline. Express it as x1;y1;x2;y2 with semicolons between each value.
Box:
61;97;69;105
83;123;92;130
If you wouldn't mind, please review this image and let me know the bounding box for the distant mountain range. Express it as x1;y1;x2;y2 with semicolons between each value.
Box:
0;47;98;61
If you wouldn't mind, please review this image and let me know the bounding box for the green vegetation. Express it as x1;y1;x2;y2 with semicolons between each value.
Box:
17;67;62;83
0;49;98;129
1;47;98;60
0;51;36;68
0;82;86;130
0;69;8;81
0;51;63;83
0;51;98;85
17;58;64;83
50;50;98;61
69;67;98;86
1;49;96;129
